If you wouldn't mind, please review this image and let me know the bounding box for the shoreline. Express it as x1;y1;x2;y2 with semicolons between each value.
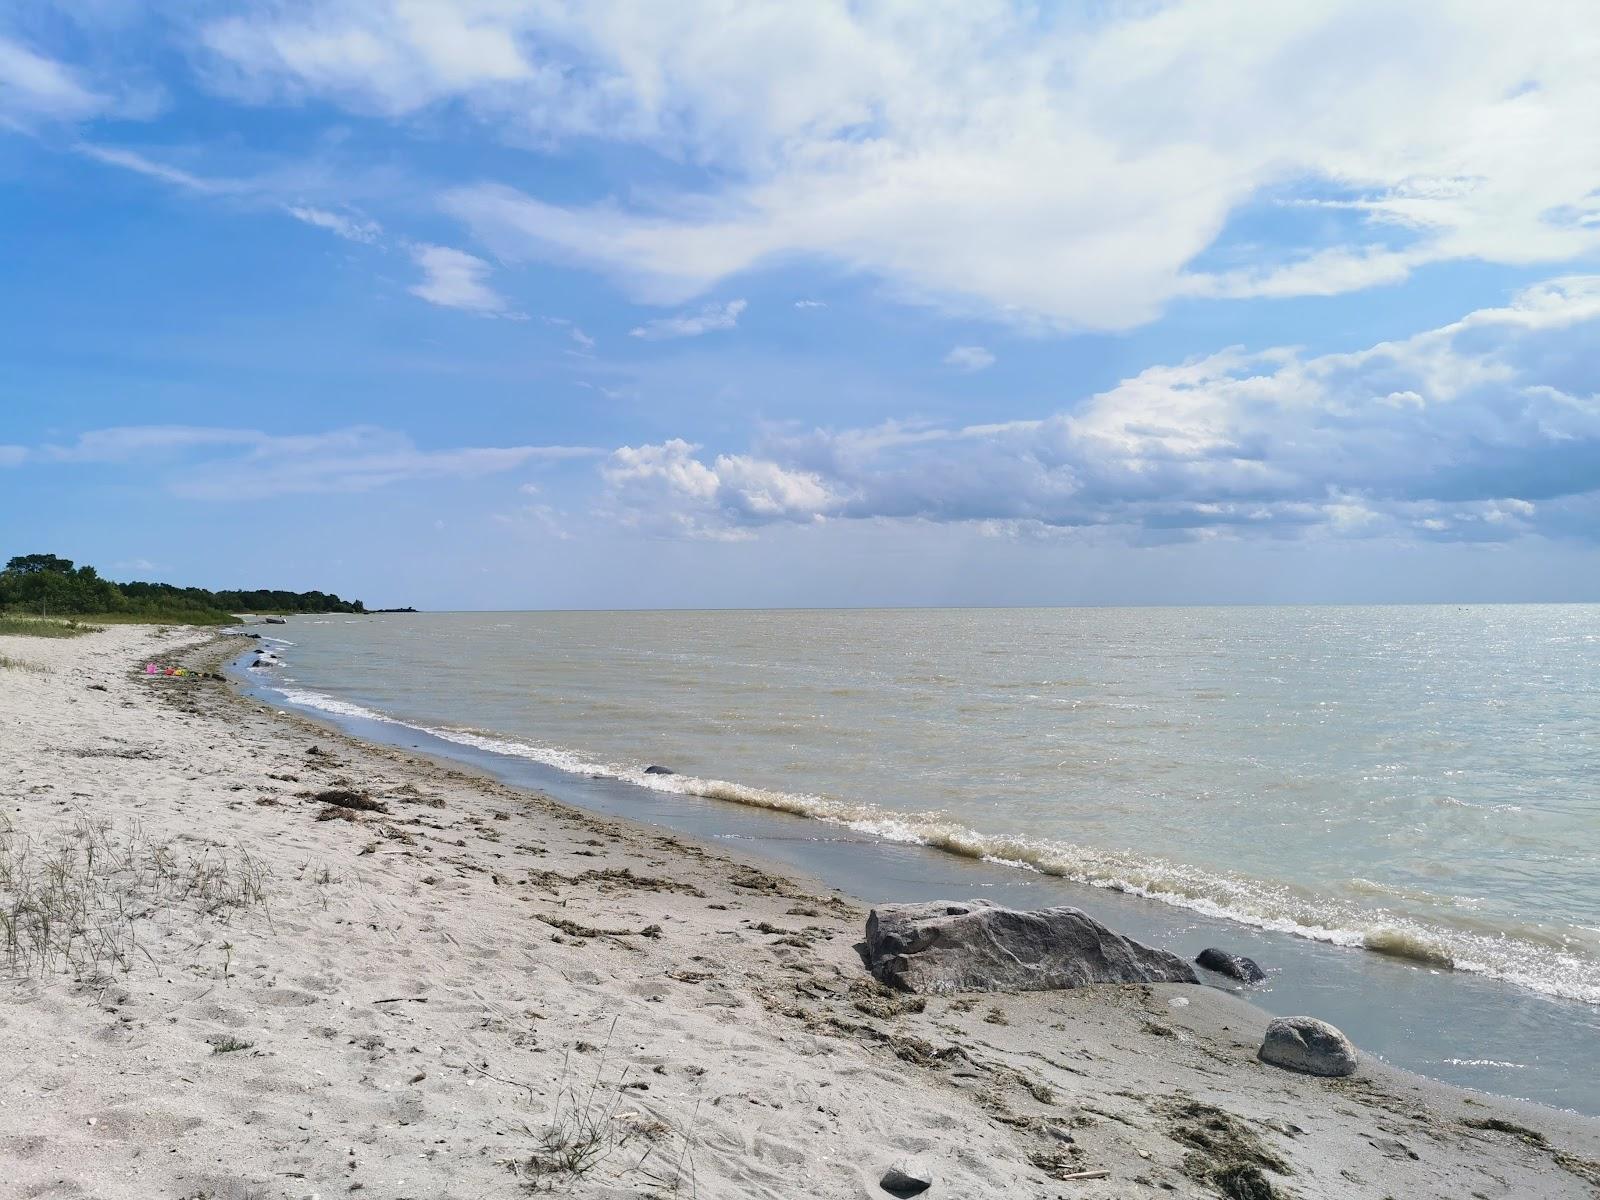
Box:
2;623;1597;1198
240;630;1600;1117
246;608;1600;1019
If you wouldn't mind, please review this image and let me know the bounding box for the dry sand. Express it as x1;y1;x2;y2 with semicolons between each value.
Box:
2;624;1597;1199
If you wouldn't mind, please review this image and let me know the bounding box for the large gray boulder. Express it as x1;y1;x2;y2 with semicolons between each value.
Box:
862;899;1199;994
1258;1016;1357;1077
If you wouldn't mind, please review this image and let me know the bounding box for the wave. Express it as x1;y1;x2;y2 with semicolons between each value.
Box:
268;680;1600;1007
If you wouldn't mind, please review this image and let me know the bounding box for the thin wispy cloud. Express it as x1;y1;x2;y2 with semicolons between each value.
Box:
406;243;512;316
286;204;381;243
32;425;601;500
80;145;386;248
629;299;746;340
0;36;109;125
944;345;995;372
77;144;232;194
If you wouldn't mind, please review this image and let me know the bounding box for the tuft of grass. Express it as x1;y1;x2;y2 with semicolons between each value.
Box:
0;616;102;638
508;1019;698;1194
0;814;271;982
208;1034;255;1054
0;654;48;673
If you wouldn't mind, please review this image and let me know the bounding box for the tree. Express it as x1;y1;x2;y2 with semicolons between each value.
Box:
4;553;75;576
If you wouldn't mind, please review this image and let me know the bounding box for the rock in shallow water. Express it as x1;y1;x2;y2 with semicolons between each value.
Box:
1258;1015;1357;1077
1196;947;1267;984
862;899;1199;994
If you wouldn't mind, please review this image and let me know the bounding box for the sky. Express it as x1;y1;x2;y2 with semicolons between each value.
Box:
2;0;1600;609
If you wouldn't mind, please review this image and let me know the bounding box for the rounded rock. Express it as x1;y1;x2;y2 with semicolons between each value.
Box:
1196;947;1267;984
1258;1015;1357;1077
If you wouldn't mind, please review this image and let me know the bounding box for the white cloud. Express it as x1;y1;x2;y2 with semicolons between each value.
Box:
42;425;261;462
79;145;386;247
77;144;232;194
602;277;1600;543
187;1;1593;329
629;298;746;340
603;438;836;538
198;4;536;115
944;345;995;372
794;299;826;309
0;36;108;125
286;204;381;243
406;243;510;315
35;424;600;499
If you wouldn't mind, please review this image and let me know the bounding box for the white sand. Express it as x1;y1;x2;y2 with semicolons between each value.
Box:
2;624;1597;1199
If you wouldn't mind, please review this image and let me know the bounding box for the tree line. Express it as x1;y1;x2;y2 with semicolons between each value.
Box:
0;553;366;620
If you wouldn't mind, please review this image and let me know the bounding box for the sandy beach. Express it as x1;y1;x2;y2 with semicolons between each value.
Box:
3;624;1598;1200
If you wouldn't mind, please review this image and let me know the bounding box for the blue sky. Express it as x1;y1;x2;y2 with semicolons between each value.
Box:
3;1;1599;609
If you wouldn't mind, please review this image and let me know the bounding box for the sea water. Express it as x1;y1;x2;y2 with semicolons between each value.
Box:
239;605;1600;1111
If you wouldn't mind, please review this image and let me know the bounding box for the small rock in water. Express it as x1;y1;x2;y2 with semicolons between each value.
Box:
643;765;674;775
1258;1015;1357;1077
879;1166;932;1197
1196;947;1267;984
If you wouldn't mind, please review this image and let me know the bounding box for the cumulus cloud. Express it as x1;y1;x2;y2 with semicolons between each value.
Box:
407;243;511;315
602;277;1600;543
602;438;837;539
176;1;1600;329
944;345;995;372
35;424;599;499
629;299;746;340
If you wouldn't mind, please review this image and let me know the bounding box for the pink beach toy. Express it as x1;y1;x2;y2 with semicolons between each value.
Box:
145;663;157;674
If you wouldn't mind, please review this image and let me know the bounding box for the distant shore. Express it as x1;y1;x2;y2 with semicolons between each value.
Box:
2;623;1597;1198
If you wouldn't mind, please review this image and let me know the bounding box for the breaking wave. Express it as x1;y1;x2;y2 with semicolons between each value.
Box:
268;680;1600;1007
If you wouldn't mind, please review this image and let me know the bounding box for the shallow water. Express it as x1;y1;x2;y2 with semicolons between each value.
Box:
237;605;1600;1112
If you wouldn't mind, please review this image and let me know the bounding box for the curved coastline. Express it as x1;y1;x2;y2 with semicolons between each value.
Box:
15;621;1594;1198
258;674;1598;1008
230;640;1600;1117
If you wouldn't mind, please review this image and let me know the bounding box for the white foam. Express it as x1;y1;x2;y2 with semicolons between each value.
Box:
265;681;1600;1006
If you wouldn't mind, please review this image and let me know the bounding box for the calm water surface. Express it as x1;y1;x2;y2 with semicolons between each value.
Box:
242;605;1600;1107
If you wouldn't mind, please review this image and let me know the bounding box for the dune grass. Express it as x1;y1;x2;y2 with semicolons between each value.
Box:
0;654;49;673
0;814;270;982
0;608;239;633
77;609;237;626
0;616;104;638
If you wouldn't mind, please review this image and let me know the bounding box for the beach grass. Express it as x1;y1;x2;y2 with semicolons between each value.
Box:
0;654;49;673
57;609;236;626
0;616;104;637
0;609;238;633
0;814;270;982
